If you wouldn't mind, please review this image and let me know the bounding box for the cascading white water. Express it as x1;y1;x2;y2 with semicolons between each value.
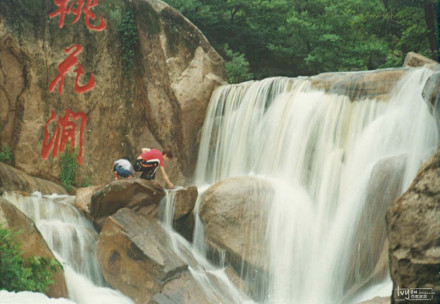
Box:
159;189;256;304
2;191;134;304
194;67;440;303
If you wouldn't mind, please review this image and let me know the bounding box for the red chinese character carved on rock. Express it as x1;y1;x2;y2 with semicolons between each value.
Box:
41;109;87;165
49;44;95;95
49;0;106;31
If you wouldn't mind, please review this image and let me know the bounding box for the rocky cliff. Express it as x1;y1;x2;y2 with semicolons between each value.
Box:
386;144;440;304
0;0;226;187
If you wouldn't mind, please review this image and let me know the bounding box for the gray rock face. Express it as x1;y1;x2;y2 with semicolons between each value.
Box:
386;145;440;304
90;178;165;230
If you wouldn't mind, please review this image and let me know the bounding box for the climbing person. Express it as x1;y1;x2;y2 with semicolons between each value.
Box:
135;148;174;189
113;158;135;180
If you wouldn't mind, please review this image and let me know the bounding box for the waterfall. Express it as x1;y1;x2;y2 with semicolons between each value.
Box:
159;189;256;304
1;191;134;304
194;67;440;303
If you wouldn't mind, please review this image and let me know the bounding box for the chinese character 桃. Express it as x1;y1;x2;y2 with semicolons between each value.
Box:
49;0;106;31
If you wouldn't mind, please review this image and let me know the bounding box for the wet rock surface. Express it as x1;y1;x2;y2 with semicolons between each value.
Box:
386;145;440;304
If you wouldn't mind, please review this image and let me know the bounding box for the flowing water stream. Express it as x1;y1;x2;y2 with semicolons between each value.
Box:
1;67;439;304
1;191;134;304
193;67;439;303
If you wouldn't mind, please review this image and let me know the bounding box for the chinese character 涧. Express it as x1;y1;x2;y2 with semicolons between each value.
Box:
49;44;95;95
41;109;87;165
49;0;106;31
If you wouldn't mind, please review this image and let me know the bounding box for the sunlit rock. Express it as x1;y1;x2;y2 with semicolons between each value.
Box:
403;52;437;68
386;145;440;304
0;198;68;298
90;178;165;230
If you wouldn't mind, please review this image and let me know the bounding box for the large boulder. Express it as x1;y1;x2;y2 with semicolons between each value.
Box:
403;52;437;68
0;0;226;186
310;69;407;102
0;162;66;194
97;208;215;304
386;145;440;304
198;176;274;297
90;178;165;230
0;198;68;298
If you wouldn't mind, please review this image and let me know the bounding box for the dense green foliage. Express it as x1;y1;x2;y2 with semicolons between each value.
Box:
163;0;438;81
59;146;78;192
0;146;13;164
224;44;254;83
119;11;138;78
0;225;63;293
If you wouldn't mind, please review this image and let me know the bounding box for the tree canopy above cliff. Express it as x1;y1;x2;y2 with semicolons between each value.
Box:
163;0;438;81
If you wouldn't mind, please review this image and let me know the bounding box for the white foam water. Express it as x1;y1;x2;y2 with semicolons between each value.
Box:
193;67;439;303
2;191;134;304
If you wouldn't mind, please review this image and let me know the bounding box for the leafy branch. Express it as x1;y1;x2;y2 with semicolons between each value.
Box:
0;224;63;293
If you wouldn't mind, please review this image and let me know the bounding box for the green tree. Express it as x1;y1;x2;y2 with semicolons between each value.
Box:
224;44;254;83
0;224;63;293
163;0;437;79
